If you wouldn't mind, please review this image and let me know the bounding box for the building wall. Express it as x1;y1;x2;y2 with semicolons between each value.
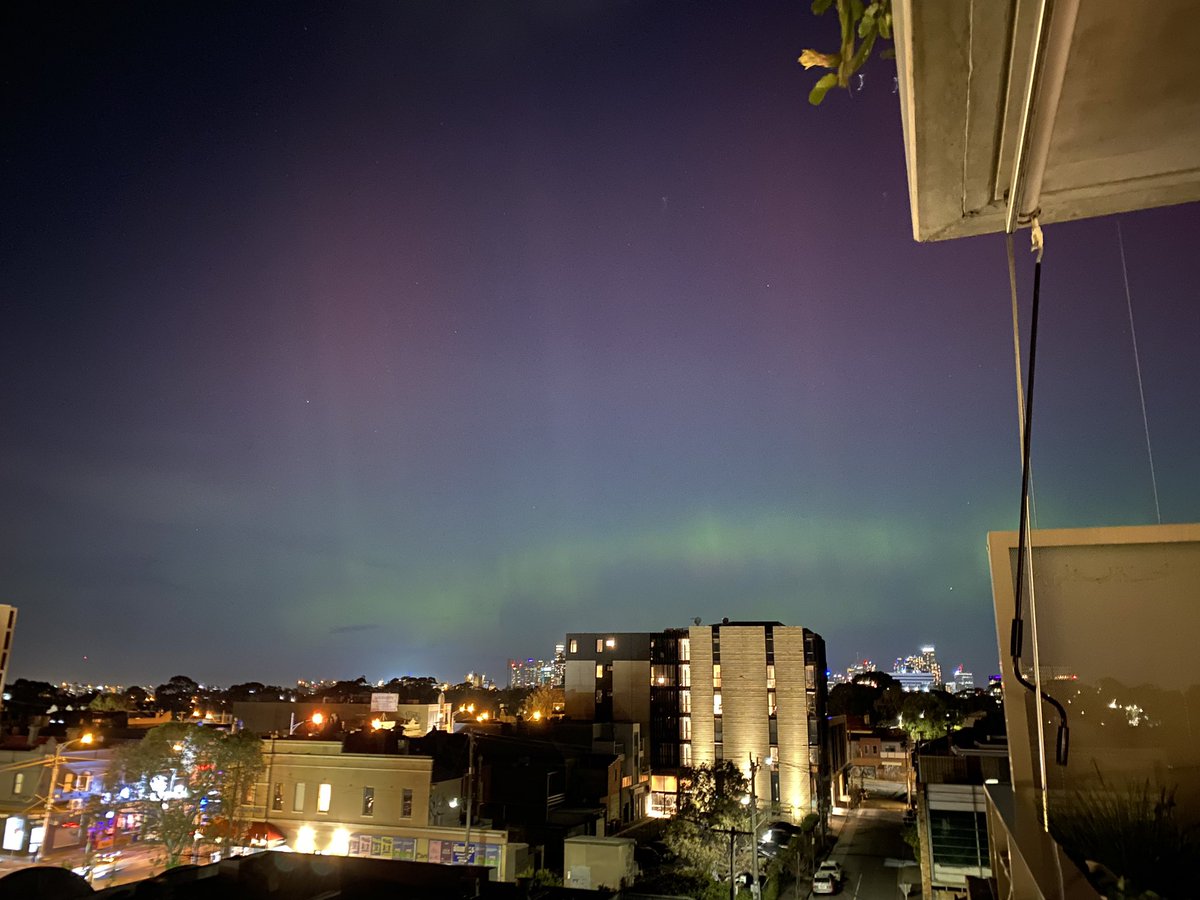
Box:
248;740;523;881
686;624;825;821
0;605;16;710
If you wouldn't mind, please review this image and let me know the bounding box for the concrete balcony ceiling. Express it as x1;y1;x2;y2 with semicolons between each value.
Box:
894;0;1200;241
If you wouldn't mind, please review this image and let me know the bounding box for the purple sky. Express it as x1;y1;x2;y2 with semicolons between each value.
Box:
3;2;1198;687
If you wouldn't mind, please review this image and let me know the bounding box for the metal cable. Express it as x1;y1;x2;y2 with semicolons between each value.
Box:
1116;219;1162;524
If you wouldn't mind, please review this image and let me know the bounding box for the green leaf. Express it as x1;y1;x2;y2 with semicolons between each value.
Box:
808;72;839;105
850;0;865;22
811;0;834;15
879;13;892;40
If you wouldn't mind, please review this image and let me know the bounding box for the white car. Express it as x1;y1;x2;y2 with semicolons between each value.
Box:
812;871;838;894
816;860;844;882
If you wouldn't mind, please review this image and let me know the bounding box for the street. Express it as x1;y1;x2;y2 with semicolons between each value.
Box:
817;804;915;900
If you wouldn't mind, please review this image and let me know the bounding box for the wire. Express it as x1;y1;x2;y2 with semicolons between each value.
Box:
1004;233;1070;771
1116;219;1162;524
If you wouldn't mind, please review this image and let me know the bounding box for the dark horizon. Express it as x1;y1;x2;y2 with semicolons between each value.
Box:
4;1;1198;688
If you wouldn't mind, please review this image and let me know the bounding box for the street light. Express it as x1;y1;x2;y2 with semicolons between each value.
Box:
37;733;94;862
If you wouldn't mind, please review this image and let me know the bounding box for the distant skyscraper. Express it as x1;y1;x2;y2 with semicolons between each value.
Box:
893;644;943;688
950;665;975;694
0;605;15;711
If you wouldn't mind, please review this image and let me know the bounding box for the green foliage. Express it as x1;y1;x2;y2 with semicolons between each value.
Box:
900;822;920;860
800;0;894;104
111;723;264;867
664;762;753;879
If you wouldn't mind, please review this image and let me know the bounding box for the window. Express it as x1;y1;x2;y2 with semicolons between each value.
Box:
713;692;722;716
317;783;332;813
605;637;616;649
769;718;779;744
272;783;284;811
678;689;691;713
62;772;75;791
78;772;92;792
293;782;306;812
596;638;604;653
362;787;375;816
569;639;578;654
768;691;777;717
596;664;604;679
402;788;413;818
766;665;776;689
678;637;691;661
806;664;816;689
712;664;721;688
680;743;692;765
678;664;691;687
12;773;24;794
679;716;691;740
650;665;674;686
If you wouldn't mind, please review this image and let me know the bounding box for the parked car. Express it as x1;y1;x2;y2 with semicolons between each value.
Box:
813;871;838;894
816;860;843;882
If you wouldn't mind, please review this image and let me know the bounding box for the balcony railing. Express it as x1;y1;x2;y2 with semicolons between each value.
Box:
988;523;1200;896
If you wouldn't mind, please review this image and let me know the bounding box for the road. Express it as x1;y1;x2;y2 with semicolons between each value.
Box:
819;804;916;900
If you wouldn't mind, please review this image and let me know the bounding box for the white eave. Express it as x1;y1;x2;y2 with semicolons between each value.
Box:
894;0;1200;242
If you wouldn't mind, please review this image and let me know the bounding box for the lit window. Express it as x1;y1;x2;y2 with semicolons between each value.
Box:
678;638;691;661
402;788;413;818
766;665;776;689
62;772;76;791
679;716;691;740
596;664;604;679
293;782;306;811
596;638;604;653
681;743;692;765
713;664;721;688
678;664;691;687
605;637;616;649
362;786;375;816
679;690;691;713
272;783;284;811
569;639;578;654
317;783;332;813
12;773;24;794
713;692;722;716
78;772;92;792
768;691;777;716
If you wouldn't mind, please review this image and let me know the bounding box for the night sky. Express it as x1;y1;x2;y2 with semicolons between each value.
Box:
3;2;1198;688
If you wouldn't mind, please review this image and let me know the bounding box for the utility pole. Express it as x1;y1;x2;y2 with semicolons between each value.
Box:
711;826;750;900
464;730;475;852
37;744;64;862
748;753;761;898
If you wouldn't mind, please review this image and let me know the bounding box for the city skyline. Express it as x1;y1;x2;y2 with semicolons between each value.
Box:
4;2;1198;687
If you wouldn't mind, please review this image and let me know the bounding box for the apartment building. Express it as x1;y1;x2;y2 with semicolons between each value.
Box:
565;621;828;824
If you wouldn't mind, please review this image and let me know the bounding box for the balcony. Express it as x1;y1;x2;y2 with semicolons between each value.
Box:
987;523;1200;896
894;0;1200;241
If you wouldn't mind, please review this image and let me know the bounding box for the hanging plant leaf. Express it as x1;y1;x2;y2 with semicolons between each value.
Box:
809;73;839;106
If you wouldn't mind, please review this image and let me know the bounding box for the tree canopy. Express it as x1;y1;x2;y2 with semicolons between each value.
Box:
111;723;263;867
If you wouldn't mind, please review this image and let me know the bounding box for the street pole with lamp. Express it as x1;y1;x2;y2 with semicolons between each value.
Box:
747;753;761;898
37;732;94;862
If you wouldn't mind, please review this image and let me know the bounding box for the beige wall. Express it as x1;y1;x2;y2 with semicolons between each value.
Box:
687;625;815;819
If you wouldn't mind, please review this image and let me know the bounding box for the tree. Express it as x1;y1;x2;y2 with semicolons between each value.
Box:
153;675;200;715
88;693;127;712
665;762;752;880
520;686;563;720
111;723;264;867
